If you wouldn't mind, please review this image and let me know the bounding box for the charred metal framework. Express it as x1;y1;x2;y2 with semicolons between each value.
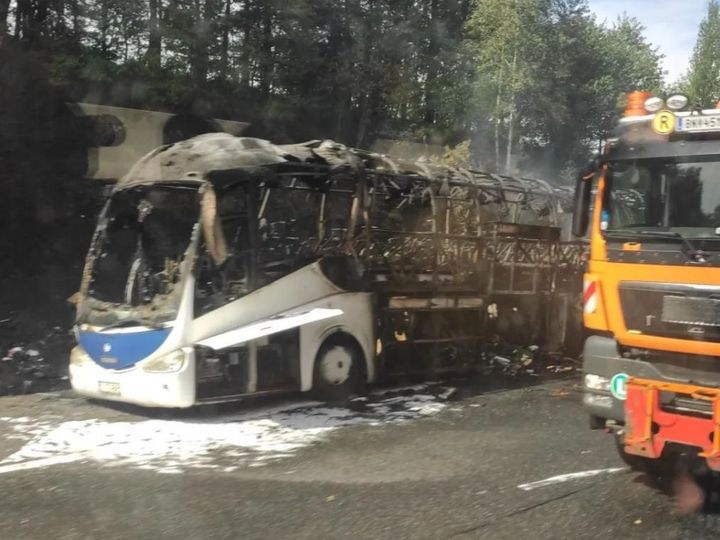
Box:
183;138;584;377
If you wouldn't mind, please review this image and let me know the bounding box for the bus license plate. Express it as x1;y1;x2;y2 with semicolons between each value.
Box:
98;381;121;395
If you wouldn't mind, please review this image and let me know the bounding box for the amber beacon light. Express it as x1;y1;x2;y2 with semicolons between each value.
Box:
624;90;653;117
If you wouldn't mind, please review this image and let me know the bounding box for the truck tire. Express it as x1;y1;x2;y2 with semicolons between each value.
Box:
312;335;365;403
589;415;606;430
614;433;671;477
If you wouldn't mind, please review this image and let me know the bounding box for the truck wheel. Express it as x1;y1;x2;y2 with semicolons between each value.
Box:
312;335;364;403
589;415;606;430
614;433;670;477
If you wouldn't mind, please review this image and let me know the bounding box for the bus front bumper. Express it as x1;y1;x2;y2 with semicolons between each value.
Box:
69;355;195;409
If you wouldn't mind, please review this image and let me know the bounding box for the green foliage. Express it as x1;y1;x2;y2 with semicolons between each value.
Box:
0;0;665;180
441;140;472;169
464;0;663;178
687;0;720;107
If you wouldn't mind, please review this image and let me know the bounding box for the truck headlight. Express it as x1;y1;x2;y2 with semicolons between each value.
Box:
142;349;189;373
584;373;611;391
70;346;91;366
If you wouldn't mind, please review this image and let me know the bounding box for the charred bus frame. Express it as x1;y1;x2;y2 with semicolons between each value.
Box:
70;135;583;407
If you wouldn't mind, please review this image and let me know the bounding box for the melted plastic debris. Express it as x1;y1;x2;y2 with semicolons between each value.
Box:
486;342;576;377
0;328;72;396
0;386;451;475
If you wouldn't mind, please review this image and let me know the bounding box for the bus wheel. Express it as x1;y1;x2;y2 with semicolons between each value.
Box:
313;336;364;403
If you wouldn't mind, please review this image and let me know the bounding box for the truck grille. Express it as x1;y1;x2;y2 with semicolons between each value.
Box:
662;393;713;418
662;295;720;327
619;282;720;343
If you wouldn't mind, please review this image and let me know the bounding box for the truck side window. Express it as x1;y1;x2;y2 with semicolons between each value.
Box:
608;163;649;228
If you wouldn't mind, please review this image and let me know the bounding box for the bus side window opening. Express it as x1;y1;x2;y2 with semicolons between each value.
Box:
195;185;251;315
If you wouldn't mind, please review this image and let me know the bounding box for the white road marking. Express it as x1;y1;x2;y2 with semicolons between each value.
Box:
517;467;625;491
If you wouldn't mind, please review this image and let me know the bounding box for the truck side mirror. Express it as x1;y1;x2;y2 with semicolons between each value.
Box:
572;159;598;237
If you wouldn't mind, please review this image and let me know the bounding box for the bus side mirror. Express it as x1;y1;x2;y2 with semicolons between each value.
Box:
572;159;597;237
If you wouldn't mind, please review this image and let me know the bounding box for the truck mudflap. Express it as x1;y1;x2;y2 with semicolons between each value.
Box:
625;378;720;470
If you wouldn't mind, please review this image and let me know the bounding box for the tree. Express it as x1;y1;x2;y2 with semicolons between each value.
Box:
465;0;541;171
146;0;162;68
0;0;10;35
515;0;602;175
464;0;663;179
0;0;666;178
687;0;720;107
593;16;664;139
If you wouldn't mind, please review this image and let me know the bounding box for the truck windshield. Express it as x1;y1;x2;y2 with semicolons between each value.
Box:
605;158;720;236
83;184;201;327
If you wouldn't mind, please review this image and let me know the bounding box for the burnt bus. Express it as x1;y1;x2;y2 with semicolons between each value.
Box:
69;134;581;407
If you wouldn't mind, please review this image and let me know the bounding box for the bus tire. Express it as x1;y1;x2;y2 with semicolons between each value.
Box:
312;334;364;403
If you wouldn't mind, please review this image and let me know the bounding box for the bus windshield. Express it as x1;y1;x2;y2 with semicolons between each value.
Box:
605;158;720;237
82;184;201;327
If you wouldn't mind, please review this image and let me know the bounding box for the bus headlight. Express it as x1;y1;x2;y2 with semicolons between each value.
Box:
584;373;611;391
70;346;91;366
142;349;188;373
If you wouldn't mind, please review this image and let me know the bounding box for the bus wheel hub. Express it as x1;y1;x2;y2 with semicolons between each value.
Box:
319;346;352;385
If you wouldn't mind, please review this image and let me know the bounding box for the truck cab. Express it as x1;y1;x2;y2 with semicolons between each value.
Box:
576;91;720;471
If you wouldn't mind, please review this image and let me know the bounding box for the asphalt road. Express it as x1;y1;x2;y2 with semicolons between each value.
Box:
1;378;719;540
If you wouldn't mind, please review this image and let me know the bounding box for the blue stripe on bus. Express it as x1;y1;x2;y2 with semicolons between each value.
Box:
79;328;172;370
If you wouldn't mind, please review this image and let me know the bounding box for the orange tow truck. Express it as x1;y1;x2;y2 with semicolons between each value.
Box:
575;91;720;471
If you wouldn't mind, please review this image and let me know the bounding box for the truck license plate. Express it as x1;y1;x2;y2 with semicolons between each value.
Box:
677;115;720;133
98;381;121;395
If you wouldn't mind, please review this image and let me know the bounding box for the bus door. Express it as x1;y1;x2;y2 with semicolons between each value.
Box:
193;180;257;399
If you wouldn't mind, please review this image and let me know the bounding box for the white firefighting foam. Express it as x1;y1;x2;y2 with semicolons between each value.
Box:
0;388;447;475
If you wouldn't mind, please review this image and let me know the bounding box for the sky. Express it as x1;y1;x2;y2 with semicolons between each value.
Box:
589;0;708;83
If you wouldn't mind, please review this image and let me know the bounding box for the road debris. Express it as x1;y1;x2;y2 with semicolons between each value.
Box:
487;341;576;377
0;335;71;396
546;365;575;374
